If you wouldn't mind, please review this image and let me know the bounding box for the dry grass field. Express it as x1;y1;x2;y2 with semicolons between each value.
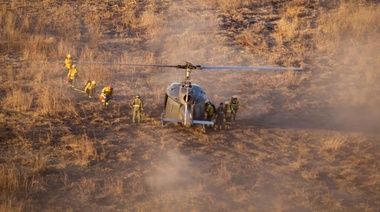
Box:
1;0;379;211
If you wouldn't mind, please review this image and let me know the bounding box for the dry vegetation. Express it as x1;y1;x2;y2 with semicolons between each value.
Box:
1;0;379;211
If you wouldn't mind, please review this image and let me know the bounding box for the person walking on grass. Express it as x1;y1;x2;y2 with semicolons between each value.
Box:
64;53;73;74
84;80;96;99
67;64;78;88
100;85;114;108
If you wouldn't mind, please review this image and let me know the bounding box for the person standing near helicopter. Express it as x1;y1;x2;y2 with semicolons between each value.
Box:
230;95;240;122
224;101;235;129
214;102;225;130
205;100;215;126
131;95;144;123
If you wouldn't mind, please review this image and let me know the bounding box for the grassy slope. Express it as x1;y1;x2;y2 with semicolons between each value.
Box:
1;0;379;211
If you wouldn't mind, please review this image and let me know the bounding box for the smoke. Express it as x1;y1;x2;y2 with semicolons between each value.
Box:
141;0;263;109
310;25;380;134
146;149;193;192
145;1;220;63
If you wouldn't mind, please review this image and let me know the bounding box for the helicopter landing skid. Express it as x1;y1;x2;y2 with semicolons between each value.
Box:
161;114;182;128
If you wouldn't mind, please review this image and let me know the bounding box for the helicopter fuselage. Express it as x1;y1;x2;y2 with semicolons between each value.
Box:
162;82;211;127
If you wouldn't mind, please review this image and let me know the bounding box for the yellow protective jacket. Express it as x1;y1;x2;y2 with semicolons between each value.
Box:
131;98;143;110
67;67;77;79
224;104;235;117
206;103;214;116
231;99;240;110
65;58;73;70
84;81;96;91
102;87;114;97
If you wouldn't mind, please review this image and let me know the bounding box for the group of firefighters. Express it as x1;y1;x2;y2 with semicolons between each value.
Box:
205;96;240;130
64;54;144;123
65;54;241;127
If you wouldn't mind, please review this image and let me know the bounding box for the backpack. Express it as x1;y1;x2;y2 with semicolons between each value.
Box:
211;103;216;113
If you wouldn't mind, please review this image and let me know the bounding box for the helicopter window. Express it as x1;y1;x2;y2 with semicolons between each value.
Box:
169;84;177;90
183;95;192;102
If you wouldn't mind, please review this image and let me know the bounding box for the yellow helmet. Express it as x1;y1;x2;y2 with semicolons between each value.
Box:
72;64;76;68
92;81;96;84
67;54;71;58
232;95;238;99
225;101;230;105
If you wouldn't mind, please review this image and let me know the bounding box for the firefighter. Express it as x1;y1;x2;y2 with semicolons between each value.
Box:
100;85;114;107
224;101;235;129
131;95;144;123
84;80;96;99
214;102;225;130
67;64;78;88
64;54;73;74
205;101;215;127
230;95;240;122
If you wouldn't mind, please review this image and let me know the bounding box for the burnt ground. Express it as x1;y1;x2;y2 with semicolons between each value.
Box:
1;0;380;211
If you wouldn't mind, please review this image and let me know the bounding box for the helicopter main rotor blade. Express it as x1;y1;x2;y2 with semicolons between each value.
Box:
76;61;302;71
77;61;179;68
200;65;303;71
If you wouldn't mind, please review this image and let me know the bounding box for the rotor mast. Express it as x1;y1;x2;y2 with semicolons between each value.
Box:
185;67;191;85
177;62;201;86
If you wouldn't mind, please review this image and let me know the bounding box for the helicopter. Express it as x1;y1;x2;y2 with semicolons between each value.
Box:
156;62;303;130
78;61;303;131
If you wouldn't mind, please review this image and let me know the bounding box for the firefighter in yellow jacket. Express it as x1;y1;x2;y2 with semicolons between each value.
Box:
64;54;73;74
67;64;78;88
205;100;215;127
224;101;235;129
84;80;96;98
131;95;144;123
100;85;114;107
230;95;240;122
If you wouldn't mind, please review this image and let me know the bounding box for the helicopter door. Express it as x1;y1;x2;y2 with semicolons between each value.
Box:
193;102;205;120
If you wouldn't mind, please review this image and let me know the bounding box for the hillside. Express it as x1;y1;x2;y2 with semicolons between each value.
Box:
1;0;379;211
